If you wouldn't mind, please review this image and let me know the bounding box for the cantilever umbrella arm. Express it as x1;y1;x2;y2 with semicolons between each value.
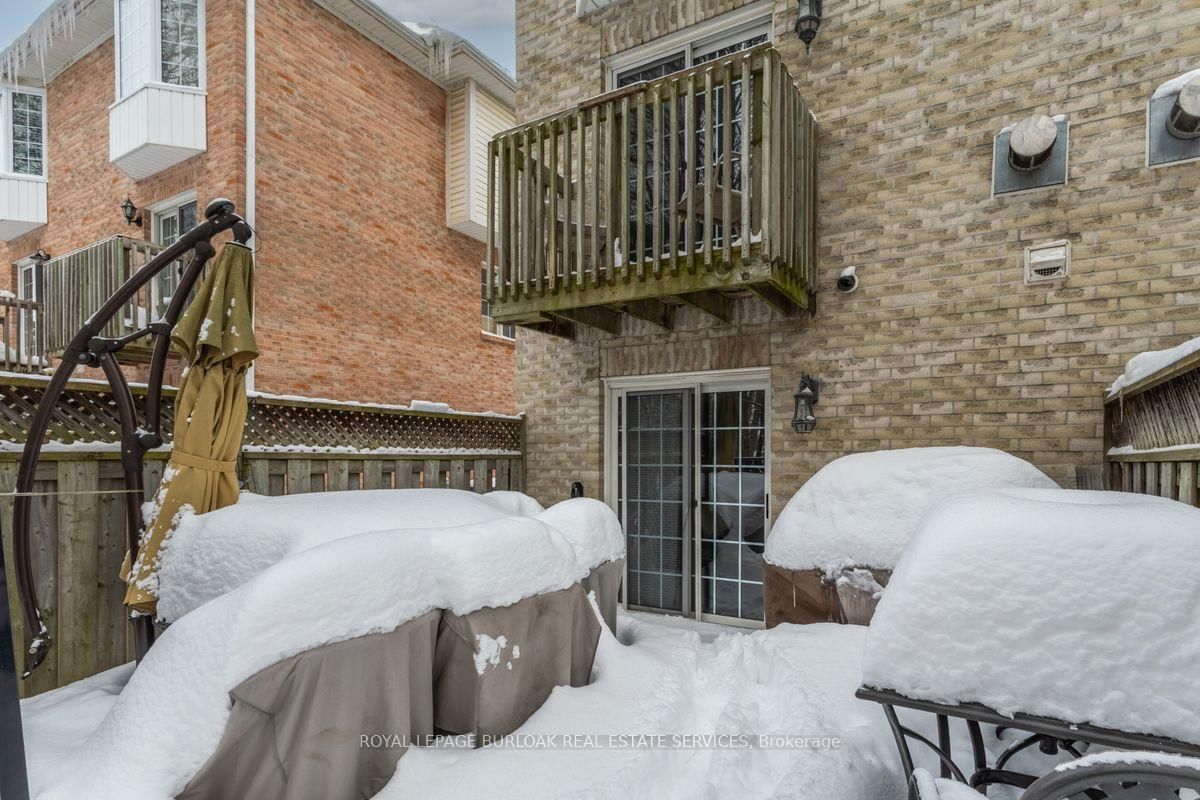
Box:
9;198;252;677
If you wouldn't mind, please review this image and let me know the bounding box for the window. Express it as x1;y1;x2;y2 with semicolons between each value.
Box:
1;87;46;177
607;5;772;89
116;0;204;99
16;258;40;362
150;194;198;315
613;16;770;260
481;267;514;339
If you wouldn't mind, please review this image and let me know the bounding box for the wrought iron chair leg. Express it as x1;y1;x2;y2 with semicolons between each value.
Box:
937;713;951;779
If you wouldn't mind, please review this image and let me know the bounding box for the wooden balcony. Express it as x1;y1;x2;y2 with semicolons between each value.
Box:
40;236;170;362
0;295;46;374
485;45;817;336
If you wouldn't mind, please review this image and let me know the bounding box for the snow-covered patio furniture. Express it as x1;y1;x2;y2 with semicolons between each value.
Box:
856;488;1200;798
28;491;623;800
764;447;1055;626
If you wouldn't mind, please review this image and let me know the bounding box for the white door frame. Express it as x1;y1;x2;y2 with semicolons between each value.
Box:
603;366;771;628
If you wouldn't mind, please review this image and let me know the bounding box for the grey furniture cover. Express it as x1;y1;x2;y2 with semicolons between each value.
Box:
177;560;623;800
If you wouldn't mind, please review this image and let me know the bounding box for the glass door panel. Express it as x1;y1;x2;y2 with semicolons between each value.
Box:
622;390;692;614
698;389;766;621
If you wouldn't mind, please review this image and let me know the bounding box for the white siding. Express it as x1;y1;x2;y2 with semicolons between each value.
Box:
446;80;515;241
109;84;207;180
118;0;156;98
0;175;48;241
446;83;471;230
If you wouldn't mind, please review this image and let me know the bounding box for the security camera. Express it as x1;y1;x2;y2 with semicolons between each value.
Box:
836;266;859;293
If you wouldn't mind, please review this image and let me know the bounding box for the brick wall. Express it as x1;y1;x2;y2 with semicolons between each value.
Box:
251;0;515;412
514;0;1200;505
0;0;246;271
1;0;515;413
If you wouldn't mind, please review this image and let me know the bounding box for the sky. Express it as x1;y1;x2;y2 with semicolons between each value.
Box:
0;0;517;75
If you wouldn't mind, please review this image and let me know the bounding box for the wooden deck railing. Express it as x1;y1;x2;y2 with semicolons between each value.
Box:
41;236;167;359
486;45;817;331
1104;347;1200;507
0;295;46;374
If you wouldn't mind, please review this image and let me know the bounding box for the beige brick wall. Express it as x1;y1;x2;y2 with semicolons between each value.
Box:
514;0;1200;507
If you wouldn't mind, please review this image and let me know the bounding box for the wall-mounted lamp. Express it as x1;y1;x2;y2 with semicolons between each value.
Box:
121;197;142;227
792;375;819;433
794;0;822;53
1149;69;1200;168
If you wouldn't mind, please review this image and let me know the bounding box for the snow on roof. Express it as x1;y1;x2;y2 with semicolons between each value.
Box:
763;447;1055;574
37;494;623;799
1107;335;1200;397
862;488;1200;745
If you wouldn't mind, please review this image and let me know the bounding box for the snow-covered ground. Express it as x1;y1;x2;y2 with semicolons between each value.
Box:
21;614;908;800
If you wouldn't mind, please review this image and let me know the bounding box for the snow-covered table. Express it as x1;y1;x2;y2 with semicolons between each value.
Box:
28;490;625;800
763;447;1055;626
856;488;1200;797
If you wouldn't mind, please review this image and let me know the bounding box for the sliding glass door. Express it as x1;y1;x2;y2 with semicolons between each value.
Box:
612;373;769;626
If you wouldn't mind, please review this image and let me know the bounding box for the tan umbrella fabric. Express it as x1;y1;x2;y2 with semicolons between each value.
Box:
124;243;257;616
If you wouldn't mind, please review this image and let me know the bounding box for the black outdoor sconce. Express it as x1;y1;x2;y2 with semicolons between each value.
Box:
792;375;819;433
795;0;822;53
121;196;142;227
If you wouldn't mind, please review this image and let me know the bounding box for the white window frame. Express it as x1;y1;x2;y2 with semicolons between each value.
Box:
605;1;774;90
0;85;48;179
146;190;198;316
148;189;199;244
113;0;208;100
14;254;42;364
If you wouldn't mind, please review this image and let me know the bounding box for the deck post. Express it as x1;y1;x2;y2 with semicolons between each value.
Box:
0;518;31;800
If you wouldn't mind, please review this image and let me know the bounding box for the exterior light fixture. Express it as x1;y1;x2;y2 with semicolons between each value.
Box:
795;0;822;53
121;197;142;227
30;249;51;265
791;375;819;433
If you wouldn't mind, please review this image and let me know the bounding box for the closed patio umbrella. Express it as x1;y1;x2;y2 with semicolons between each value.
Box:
124;242;257;616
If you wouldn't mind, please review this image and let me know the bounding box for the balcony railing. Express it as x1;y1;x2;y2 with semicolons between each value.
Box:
41;236;169;360
0;295;46;374
486;45;816;334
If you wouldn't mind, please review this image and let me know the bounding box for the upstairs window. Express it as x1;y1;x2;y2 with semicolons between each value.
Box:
116;0;203;99
1;87;46;178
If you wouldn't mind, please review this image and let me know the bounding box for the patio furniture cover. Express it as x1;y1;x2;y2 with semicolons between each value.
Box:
175;561;620;800
125;243;257;616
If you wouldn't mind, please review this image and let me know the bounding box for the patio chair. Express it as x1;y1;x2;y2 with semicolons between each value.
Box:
854;488;1200;800
859;686;1200;799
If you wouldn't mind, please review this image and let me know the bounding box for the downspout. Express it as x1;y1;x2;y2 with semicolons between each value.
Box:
244;0;256;392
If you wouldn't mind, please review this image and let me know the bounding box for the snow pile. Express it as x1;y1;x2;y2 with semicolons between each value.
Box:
1153;67;1200;100
34;497;623;800
157;489;545;621
382;617;906;800
863;488;1200;745
765;447;1055;573
1107;335;1200;396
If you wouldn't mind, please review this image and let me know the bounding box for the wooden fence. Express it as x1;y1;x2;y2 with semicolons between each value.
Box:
1104;347;1200;507
1;377;524;696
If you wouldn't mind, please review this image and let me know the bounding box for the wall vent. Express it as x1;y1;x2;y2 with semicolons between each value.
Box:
1024;241;1070;284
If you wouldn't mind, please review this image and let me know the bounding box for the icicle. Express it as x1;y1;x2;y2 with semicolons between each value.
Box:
402;21;459;82
1;0;83;85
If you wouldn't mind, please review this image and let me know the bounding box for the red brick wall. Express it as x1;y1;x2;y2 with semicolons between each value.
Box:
0;0;246;274
2;0;514;413
252;0;515;412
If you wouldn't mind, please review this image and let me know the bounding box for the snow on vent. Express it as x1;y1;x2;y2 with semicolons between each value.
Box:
577;0;619;16
1024;240;1070;284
